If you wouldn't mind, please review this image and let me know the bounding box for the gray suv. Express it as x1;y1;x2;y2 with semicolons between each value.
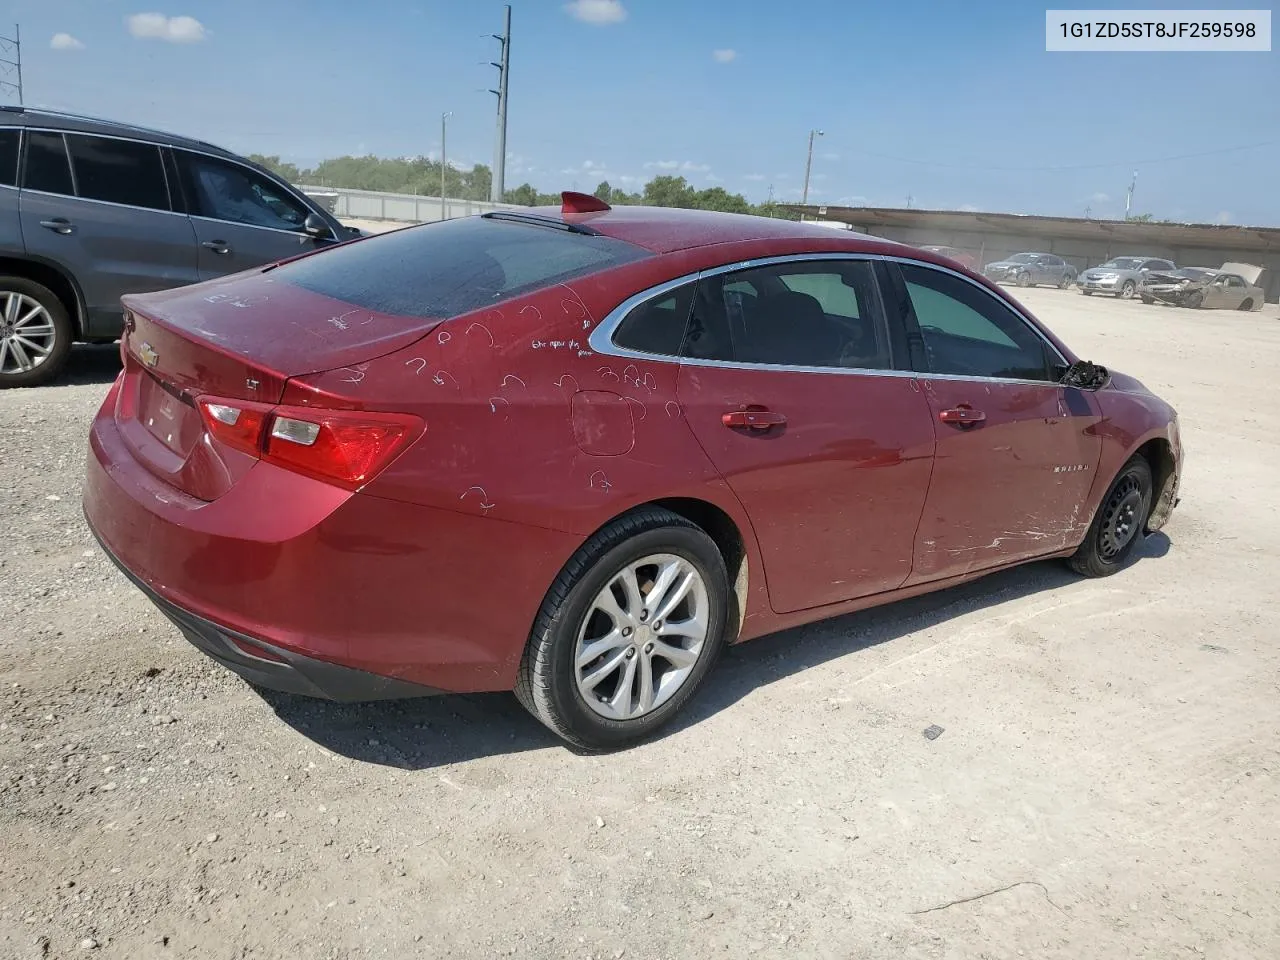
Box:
0;108;356;387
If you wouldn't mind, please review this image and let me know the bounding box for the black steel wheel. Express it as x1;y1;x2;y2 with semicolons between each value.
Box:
1068;456;1153;578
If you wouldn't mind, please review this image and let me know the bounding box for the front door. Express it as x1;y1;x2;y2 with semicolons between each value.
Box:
675;257;936;613
173;149;330;279
888;262;1103;583
19;131;199;336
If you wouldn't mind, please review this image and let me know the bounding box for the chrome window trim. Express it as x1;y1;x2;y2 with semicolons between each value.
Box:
18;186;191;219
588;252;1069;385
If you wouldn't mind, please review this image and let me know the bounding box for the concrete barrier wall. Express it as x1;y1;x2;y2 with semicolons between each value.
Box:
298;186;525;224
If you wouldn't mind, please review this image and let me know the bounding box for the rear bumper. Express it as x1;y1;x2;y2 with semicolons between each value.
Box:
93;529;443;701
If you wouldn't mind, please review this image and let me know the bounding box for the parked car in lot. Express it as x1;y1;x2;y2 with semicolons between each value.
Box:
1140;263;1265;310
83;196;1183;749
0;107;360;388
1079;256;1176;299
982;252;1076;288
915;244;979;271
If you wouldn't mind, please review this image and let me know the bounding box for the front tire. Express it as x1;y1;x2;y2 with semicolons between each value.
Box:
1017;271;1034;288
1081;289;1093;296
1068;456;1153;578
515;508;729;750
1119;280;1136;299
0;277;73;388
1058;274;1072;289
1140;295;1154;305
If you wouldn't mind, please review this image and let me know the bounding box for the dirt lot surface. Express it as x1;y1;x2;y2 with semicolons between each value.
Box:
2;288;1278;960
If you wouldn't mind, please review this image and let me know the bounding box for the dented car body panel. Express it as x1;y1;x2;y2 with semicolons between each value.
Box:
1142;265;1265;310
82;206;1182;699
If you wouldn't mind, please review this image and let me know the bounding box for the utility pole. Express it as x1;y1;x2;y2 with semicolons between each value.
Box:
441;111;452;220
0;24;22;105
489;5;511;203
801;129;823;207
1125;170;1137;218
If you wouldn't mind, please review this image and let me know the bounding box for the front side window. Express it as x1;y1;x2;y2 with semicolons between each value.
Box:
22;132;74;196
1225;275;1246;288
687;259;892;370
66;135;169;211
177;152;308;230
0;129;18;187
613;283;696;357
900;263;1053;381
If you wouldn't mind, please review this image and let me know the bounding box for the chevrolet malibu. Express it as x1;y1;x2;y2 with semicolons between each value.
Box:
83;194;1182;750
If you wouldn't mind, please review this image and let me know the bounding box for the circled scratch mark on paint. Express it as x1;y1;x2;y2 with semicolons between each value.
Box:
555;374;580;394
488;397;510;415
338;367;366;384
641;372;658;393
622;364;640;387
500;374;527;391
459;486;496;512
467;322;495;346
562;299;587;321
404;358;427;375
432;370;458;388
596;366;620;383
437;330;452;345
588;470;613;492
624;397;648;421
665;401;682;419
519;305;542;322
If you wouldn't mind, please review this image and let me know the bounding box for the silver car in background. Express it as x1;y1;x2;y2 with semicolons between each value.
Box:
1079;256;1176;299
982;252;1077;288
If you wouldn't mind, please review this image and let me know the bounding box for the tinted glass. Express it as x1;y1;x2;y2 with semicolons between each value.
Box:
1008;254;1036;263
900;263;1052;381
23;132;74;195
613;283;695;357
279;216;649;319
178;152;308;230
1226;275;1245;287
686;260;891;370
0;129;18;187
67;135;169;211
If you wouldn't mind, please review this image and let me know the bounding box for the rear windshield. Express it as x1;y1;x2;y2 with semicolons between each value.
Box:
276;215;649;318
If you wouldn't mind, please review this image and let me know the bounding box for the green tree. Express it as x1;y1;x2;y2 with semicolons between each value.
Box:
643;175;696;208
504;183;539;206
247;154;302;183
593;181;612;203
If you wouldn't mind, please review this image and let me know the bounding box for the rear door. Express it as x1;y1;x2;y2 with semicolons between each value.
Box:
172;149;332;278
0;128;21;253
19;130;199;336
672;256;936;613
886;261;1103;583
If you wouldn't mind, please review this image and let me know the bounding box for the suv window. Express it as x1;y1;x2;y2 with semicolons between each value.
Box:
66;135;170;211
899;263;1052;381
0;129;18;187
22;132;74;196
177;152;308;230
613;283;696;357
687;259;892;370
278;215;649;319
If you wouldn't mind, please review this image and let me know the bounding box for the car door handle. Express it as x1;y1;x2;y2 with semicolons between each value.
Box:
722;409;787;430
939;406;986;427
39;218;75;235
201;241;231;255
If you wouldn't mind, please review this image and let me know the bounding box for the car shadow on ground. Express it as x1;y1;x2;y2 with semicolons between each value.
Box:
60;343;123;386
262;533;1171;770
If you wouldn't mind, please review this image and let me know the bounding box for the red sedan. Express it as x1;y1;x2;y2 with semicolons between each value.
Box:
83;194;1182;749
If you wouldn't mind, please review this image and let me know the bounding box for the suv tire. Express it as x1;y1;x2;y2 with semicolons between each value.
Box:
0;276;74;388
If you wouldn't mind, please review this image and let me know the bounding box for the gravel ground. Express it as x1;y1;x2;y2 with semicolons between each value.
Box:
2;288;1278;960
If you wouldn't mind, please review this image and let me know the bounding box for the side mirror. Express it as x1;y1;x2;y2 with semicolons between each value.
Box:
303;213;335;240
1059;359;1110;391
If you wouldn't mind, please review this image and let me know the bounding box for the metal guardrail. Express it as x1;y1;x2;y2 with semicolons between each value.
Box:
299;186;524;224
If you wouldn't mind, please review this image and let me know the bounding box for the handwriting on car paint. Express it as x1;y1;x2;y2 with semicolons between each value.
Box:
532;339;582;351
596;366;620;383
588;470;612;492
459;486;496;512
562;298;589;329
327;309;359;332
467;322;495;346
203;292;269;310
404;358;427;375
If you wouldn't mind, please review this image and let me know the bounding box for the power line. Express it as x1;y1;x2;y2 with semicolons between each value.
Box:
844;139;1280;173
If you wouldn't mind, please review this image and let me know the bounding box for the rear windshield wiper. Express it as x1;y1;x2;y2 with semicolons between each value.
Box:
481;211;601;236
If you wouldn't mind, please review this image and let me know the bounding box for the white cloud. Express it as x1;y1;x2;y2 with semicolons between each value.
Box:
50;33;85;51
127;13;207;43
680;161;710;173
564;0;627;25
1214;211;1233;224
644;160;680;170
712;48;737;63
743;174;766;182
1090;192;1110;203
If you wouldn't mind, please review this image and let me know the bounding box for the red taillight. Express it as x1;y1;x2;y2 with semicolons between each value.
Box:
195;396;422;491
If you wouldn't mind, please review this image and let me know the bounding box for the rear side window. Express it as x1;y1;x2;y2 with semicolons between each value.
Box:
278;216;650;319
0;129;18;187
613;283;695;357
23;132;74;196
66;135;170;211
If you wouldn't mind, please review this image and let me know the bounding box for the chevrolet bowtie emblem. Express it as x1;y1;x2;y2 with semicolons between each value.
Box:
138;342;159;368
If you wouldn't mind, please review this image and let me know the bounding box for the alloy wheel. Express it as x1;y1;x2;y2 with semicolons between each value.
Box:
0;292;57;375
574;553;709;721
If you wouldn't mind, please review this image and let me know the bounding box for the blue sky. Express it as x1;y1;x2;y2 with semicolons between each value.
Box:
9;1;1280;223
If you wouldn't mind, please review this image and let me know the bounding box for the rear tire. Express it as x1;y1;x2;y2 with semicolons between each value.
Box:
1239;299;1254;311
1017;271;1034;288
0;277;73;388
1068;456;1153;578
515;508;729;750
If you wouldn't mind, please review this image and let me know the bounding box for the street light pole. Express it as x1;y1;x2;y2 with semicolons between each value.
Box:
441;111;452;221
802;129;824;208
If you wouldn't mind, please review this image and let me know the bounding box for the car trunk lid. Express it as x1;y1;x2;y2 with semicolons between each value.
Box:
116;272;443;501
